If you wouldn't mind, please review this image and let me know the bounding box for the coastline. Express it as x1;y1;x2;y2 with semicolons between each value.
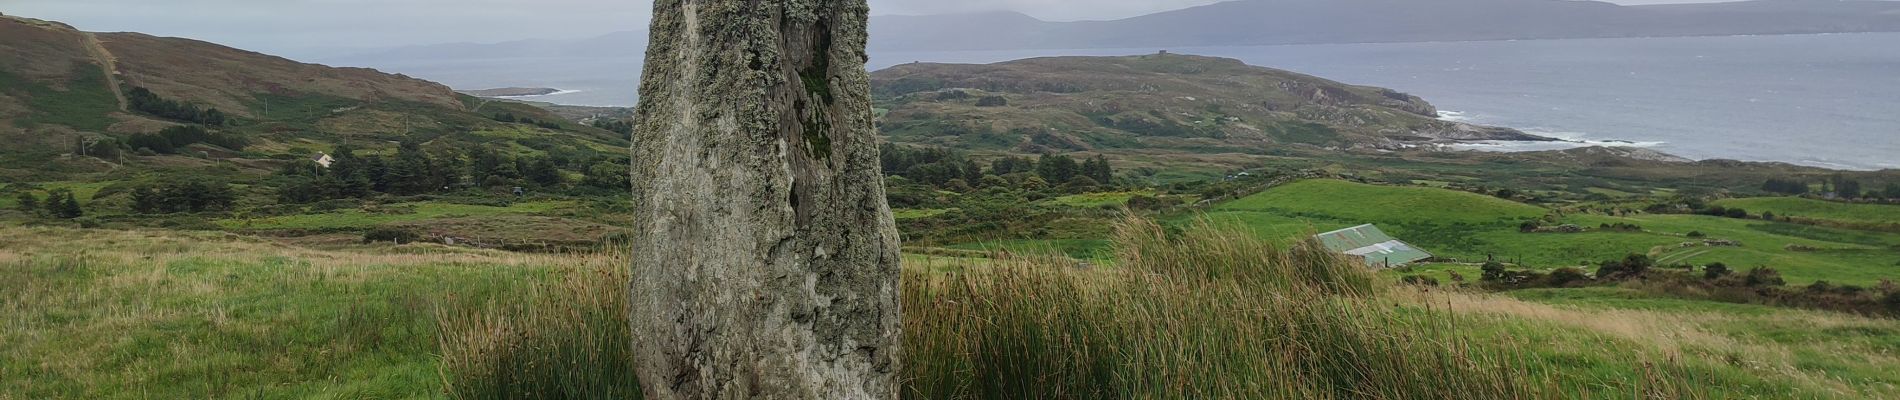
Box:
1432;110;1892;171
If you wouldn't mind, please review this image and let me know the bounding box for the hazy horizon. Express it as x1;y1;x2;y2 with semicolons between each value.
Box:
6;0;1730;59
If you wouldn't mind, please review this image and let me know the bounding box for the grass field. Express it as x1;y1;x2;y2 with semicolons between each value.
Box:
1715;197;1900;225
217;201;572;231
9;223;1900;398
1;181;121;210
0;65;120;132
892;208;955;220
1202;179;1900;285
1042;190;1160;208
1431;287;1900;398
0;227;584;398
944;238;1115;260
1214;179;1546;225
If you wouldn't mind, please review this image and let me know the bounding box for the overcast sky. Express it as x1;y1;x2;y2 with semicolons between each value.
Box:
5;0;1720;58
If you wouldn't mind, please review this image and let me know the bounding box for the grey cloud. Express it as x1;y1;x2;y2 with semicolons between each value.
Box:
4;0;1716;57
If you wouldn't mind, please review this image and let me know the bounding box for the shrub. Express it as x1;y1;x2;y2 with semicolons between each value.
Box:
130;181;237;214
1480;261;1508;282
1744;267;1786;287
1687;231;1706;238
1595;254;1653;280
1805;281;1836;294
13;192;38;215
1518;221;1540;233
362;228;421;245
975;95;1009;107
1548;267;1591;286
1704;263;1732;280
73;216;102;229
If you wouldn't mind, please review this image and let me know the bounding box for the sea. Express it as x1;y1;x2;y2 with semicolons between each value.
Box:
347;33;1900;170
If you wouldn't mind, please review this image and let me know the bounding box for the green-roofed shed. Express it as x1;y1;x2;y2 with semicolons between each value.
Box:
1315;224;1433;268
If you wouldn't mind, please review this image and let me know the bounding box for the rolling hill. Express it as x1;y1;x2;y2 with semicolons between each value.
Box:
870;0;1900;51
870;53;1547;153
326;0;1900;62
0;14;626;182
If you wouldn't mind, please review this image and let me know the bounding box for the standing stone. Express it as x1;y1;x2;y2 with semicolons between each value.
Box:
627;0;900;399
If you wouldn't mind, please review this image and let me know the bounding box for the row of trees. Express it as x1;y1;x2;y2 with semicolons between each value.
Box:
1762;176;1900;199
1760;178;1810;195
130;181;237;214
589;118;633;135
276;143;627;203
127;87;227;126
13;190;83;219
126;125;248;154
493;113;563;130
878;144;1114;192
1465;255;1900;316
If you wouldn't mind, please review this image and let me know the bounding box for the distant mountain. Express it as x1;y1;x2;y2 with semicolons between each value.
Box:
870;0;1900;51
341;30;650;61
332;0;1900;63
0;14;625;181
870;53;1545;154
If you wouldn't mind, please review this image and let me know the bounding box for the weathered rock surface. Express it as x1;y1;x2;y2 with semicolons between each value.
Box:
627;0;901;399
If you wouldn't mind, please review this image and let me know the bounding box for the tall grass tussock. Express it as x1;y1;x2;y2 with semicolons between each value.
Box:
436;216;1697;398
11;222;1893;398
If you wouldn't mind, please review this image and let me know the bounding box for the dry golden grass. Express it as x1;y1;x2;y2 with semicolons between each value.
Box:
10;224;1900;398
0;225;597;398
1402;288;1900;398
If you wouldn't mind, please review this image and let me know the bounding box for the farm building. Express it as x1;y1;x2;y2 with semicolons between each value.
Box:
1315;224;1433;268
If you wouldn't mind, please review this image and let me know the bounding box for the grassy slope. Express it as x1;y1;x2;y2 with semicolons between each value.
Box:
1207;179;1900;284
9;224;1898;397
0;227;590;398
0;181;118;209
1214;179;1547;225
1498;287;1900;395
0;65;119;132
1428;287;1900;398
1716;197;1900;224
1567;213;1900;284
216;201;572;231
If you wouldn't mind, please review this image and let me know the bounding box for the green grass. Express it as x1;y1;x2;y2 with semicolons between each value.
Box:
0;65;120;132
1;181;119;211
892;208;955;220
1496;286;1900;395
0;227;575;398
218;200;571;231
1215;179;1546;225
1382;262;1485;285
1506;287;1783;315
945;238;1114;260
1204;179;1900;285
9;222;1900;398
1715;197;1900;224
1568;214;1900;284
1043;190;1156;208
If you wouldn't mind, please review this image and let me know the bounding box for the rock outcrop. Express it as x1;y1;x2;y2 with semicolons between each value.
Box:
626;0;901;399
